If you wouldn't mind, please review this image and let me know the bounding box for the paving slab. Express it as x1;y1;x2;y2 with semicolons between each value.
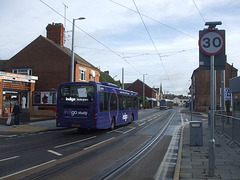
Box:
174;114;240;180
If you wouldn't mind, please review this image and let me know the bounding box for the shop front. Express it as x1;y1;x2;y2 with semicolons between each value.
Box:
0;71;38;119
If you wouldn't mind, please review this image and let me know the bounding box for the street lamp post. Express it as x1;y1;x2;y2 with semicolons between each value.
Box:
70;17;85;82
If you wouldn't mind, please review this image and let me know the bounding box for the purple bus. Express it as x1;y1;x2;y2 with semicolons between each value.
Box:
56;81;138;130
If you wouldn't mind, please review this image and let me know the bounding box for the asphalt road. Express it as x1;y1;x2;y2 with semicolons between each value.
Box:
0;107;187;179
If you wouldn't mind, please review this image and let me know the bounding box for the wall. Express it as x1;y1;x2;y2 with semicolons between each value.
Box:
193;63;238;112
75;63;100;83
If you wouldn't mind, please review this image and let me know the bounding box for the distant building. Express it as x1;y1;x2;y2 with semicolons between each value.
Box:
173;97;180;106
125;79;158;108
191;62;238;112
173;97;188;107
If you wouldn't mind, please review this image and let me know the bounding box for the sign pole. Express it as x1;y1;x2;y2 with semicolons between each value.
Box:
199;21;225;177
221;70;225;133
209;55;215;176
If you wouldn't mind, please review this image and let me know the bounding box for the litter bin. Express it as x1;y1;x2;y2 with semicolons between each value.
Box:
190;121;203;146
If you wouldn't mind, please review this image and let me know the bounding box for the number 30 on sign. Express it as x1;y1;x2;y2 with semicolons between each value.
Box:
199;30;225;56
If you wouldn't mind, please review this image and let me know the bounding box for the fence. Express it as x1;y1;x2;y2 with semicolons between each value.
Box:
214;113;240;146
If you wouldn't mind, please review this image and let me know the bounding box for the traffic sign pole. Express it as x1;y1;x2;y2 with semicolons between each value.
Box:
209;55;215;177
221;70;225;133
199;21;225;177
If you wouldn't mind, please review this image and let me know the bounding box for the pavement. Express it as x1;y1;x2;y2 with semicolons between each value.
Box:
0;118;61;133
175;111;240;180
1;111;240;179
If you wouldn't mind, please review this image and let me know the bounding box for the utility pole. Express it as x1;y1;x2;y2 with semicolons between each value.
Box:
70;17;85;82
62;2;68;45
122;68;124;89
62;2;68;28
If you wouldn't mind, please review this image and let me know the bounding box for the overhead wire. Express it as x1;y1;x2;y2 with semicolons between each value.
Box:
40;0;143;76
76;46;197;57
108;0;198;40
192;0;206;23
132;0;176;91
40;0;194;93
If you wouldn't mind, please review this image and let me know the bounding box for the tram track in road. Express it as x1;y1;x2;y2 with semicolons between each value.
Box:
0;129;98;158
1;110;174;180
13;110;175;180
92;110;176;180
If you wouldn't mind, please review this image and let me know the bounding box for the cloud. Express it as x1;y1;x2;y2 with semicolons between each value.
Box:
0;0;239;96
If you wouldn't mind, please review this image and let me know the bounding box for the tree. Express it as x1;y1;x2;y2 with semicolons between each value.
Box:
139;96;149;108
99;71;120;87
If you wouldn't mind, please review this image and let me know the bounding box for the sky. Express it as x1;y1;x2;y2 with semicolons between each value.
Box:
1;0;240;96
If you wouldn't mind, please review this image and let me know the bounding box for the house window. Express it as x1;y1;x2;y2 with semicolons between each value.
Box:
13;69;32;75
79;68;86;81
91;70;95;81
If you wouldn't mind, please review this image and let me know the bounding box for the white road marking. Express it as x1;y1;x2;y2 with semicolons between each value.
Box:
84;137;115;151
0;135;17;138
0;159;56;179
123;127;135;134
0;156;20;162
107;127;124;134
139;122;146;126
47;150;63;156
54;136;96;148
148;118;153;122
181;114;184;125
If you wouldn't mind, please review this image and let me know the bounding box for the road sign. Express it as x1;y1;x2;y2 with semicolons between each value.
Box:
199;30;225;56
199;29;226;70
225;88;231;101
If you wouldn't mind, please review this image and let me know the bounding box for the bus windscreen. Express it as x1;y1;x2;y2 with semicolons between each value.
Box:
60;85;94;102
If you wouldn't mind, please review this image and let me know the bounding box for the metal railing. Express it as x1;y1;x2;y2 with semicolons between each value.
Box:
214;113;240;148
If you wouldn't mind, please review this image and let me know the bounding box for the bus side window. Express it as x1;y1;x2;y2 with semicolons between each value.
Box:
122;96;127;110
119;95;123;110
110;93;117;111
104;92;108;111
99;92;104;112
126;97;131;109
134;97;138;109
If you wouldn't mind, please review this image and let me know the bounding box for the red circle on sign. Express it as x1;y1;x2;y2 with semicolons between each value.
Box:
199;30;225;56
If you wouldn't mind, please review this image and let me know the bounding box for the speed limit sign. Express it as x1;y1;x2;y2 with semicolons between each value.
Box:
199;30;225;56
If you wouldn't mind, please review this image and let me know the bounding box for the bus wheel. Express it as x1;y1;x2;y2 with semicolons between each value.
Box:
111;117;115;130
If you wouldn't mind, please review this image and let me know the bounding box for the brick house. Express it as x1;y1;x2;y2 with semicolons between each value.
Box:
191;62;238;112
4;23;100;117
6;23;100;91
125;79;158;108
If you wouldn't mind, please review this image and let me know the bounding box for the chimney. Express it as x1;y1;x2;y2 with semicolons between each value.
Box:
46;22;65;47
